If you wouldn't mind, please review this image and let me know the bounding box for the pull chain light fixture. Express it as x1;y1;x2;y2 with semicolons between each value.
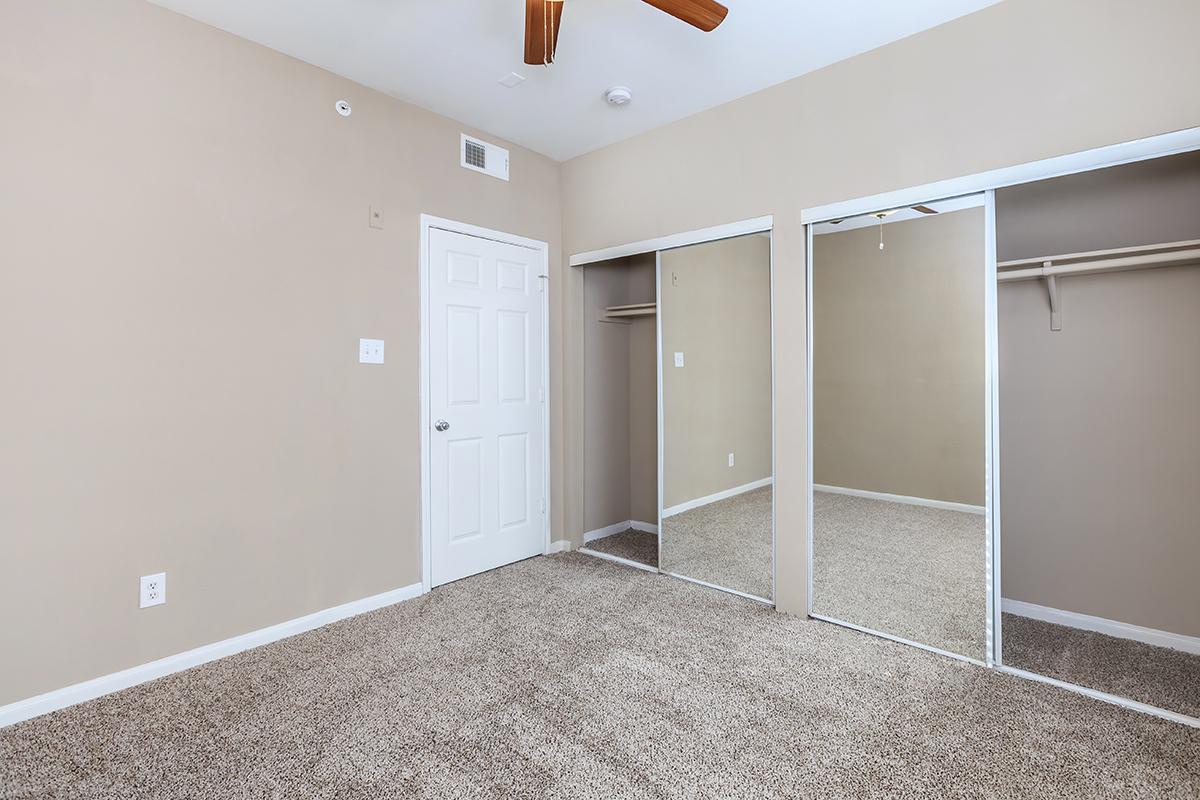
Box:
874;209;898;252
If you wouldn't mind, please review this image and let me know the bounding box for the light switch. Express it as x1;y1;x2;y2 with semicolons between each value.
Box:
369;206;384;230
674;352;685;368
359;338;385;364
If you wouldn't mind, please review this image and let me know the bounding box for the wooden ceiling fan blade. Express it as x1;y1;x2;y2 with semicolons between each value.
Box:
641;0;729;32
524;0;564;65
911;204;939;214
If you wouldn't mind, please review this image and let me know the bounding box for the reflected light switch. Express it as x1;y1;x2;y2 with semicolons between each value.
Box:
674;352;685;368
359;338;385;364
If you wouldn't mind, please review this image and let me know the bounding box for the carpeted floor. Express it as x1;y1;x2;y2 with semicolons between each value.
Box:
581;529;658;567
661;486;773;599
1003;613;1200;719
811;491;987;661
3;553;1197;799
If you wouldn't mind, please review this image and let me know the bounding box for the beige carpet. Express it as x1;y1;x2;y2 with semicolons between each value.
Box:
811;491;987;661
661;486;773;599
581;529;658;567
1003;613;1200;719
2;553;1198;799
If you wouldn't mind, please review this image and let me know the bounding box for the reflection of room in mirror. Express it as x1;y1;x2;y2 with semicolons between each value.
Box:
660;233;774;600
811;199;987;662
996;151;1200;718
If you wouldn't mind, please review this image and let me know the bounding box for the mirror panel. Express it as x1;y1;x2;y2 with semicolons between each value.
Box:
659;233;773;600
810;197;988;660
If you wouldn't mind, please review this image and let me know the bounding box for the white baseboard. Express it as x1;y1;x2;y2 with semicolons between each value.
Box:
544;539;572;554
583;520;658;543
662;477;772;519
813;484;985;515
1003;598;1200;655
0;581;425;729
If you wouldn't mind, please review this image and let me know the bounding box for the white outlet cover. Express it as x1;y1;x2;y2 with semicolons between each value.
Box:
728;452;735;467
359;338;385;364
140;572;166;608
674;352;685;368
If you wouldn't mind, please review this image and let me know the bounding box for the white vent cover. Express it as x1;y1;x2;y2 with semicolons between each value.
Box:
460;134;509;181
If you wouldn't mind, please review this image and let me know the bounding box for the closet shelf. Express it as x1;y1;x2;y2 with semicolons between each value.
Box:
603;302;657;319
997;239;1200;282
997;239;1200;332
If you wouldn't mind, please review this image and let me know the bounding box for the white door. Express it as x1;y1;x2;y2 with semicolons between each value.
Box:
428;227;546;586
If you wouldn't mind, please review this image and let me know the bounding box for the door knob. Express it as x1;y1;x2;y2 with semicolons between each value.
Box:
434;419;450;432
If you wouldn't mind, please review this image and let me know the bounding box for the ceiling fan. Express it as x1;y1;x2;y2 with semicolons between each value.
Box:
827;205;939;225
524;0;729;66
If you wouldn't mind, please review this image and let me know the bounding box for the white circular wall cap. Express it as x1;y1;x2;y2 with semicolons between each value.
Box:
604;86;633;107
335;100;352;117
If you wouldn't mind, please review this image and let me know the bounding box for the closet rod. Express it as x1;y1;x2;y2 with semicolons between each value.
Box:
997;242;1200;283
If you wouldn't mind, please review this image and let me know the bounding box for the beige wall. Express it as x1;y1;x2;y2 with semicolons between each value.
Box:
582;256;657;531
997;155;1200;635
813;209;985;507
0;0;562;705
661;235;772;509
561;0;1200;614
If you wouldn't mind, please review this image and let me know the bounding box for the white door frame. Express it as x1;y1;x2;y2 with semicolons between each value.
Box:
801;125;1200;728
419;214;551;594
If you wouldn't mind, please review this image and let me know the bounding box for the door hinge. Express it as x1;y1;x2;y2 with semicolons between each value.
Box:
538;385;545;403
540;498;546;514
537;274;548;292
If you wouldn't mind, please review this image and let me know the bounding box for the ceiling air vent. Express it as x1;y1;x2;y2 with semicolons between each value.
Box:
460;134;509;182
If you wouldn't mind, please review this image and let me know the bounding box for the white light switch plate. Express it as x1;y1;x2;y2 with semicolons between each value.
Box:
674;352;685;368
369;205;384;229
728;452;735;467
359;338;385;364
140;572;166;608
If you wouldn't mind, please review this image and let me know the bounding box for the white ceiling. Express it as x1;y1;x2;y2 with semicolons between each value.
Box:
149;0;1000;162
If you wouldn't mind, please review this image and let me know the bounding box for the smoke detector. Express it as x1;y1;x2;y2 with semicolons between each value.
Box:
335;100;352;117
604;86;633;107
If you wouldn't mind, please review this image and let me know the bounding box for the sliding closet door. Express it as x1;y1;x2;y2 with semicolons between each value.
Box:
809;196;990;661
659;232;774;601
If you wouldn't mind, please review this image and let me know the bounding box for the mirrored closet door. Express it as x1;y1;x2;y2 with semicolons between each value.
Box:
809;196;989;661
995;151;1200;720
659;233;774;601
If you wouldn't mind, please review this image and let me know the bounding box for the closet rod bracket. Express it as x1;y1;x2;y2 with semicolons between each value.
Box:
1044;263;1062;331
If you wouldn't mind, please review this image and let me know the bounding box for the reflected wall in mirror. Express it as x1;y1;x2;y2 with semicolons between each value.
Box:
997;151;1200;719
811;198;987;660
659;233;773;600
580;254;660;568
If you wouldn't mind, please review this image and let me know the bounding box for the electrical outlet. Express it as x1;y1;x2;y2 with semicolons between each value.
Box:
140;572;166;608
674;352;685;368
728;452;735;467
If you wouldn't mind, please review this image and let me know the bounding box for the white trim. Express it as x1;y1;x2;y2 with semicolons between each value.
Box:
1002;599;1200;656
577;548;659;573
805;222;815;617
544;539;572;554
583;520;660;543
665;572;773;605
662;477;773;519
997;665;1200;729
655;249;665;572
813;484;984;515
800;126;1200;224
810;614;987;667
812;194;985;234
570;215;774;267
0;582;425;729
419;215;552;593
984;189;1000;667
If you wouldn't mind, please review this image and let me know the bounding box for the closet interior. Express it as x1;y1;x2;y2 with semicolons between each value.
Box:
581;253;660;569
995;150;1200;719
